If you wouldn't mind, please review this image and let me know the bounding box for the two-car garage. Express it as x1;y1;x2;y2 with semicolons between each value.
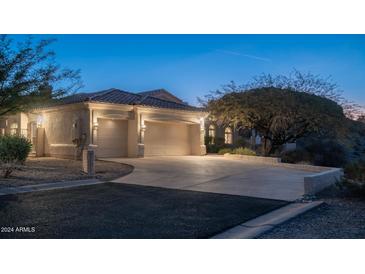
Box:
96;118;199;158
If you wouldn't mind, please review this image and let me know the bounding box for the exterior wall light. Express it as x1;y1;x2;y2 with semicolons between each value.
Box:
140;118;146;130
36;115;43;128
199;117;205;130
139;121;147;145
93;122;99;130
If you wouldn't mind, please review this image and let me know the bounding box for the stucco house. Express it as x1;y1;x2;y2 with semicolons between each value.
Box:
0;88;207;159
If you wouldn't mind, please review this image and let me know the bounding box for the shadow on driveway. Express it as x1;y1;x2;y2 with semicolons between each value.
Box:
0;183;288;239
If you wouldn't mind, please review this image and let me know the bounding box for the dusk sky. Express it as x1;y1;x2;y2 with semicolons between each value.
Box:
14;34;365;106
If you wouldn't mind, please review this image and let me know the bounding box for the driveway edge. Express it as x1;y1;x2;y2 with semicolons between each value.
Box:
0;179;103;196
211;201;323;239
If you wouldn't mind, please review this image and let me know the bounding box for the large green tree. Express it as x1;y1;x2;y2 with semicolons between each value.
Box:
202;70;364;119
0;35;82;117
207;87;346;155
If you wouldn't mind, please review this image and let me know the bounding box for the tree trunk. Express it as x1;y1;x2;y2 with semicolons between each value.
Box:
262;137;271;156
250;128;256;150
268;145;277;156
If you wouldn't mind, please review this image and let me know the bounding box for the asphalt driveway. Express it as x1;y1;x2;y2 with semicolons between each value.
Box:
0;183;287;239
102;155;316;201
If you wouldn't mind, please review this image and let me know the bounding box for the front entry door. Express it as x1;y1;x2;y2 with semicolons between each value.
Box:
30;122;37;153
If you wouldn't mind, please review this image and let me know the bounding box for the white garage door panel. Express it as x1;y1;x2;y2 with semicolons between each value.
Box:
97;119;128;157
144;121;191;156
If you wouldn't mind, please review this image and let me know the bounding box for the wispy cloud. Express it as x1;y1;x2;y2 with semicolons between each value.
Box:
216;49;271;62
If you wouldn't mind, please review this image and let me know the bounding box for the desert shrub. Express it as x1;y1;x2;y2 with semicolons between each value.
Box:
0;135;32;178
218;148;233;155
339;179;365;197
338;161;365;197
232;147;256;156
304;139;348;167
206;142;234;154
234;138;252;148
282;139;348;167
344;160;365;182
281;148;311;164
206;144;219;153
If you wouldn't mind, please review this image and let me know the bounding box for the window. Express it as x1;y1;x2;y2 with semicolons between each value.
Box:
224;127;232;144
208;125;215;144
10;123;18;135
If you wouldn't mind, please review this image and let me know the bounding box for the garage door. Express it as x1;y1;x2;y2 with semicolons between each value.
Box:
144;121;191;156
97;119;128;158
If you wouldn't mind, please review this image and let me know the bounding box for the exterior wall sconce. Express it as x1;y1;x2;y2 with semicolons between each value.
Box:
93;122;99;130
199;117;205;130
139;121;147;145
36;115;43;128
140;118;147;131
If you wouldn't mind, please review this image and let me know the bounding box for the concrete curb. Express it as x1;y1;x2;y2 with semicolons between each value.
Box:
0;179;103;196
273;162;330;172
304;169;343;195
224;153;281;164
224;153;332;172
211;201;323;239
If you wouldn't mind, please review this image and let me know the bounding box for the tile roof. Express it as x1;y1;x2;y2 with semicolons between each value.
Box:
51;88;204;112
138;89;168;96
138;89;184;104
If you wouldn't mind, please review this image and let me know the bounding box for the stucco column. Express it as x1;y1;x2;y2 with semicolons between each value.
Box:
92;123;98;146
127;107;144;157
137;113;145;157
200;118;207;155
199;128;207;155
89;109;98;150
190;119;207;156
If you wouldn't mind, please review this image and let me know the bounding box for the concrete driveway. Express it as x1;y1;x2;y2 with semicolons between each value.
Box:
101;155;316;201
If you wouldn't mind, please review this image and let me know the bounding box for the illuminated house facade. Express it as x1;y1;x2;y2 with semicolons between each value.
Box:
0;89;207;159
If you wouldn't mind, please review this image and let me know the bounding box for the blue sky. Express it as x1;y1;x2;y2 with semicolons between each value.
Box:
12;35;365;106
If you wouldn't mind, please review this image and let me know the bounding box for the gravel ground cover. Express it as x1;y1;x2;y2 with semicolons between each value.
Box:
0;183;288;239
0;157;133;188
258;186;365;239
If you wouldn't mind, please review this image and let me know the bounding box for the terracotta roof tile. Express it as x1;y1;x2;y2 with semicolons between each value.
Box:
52;88;204;112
